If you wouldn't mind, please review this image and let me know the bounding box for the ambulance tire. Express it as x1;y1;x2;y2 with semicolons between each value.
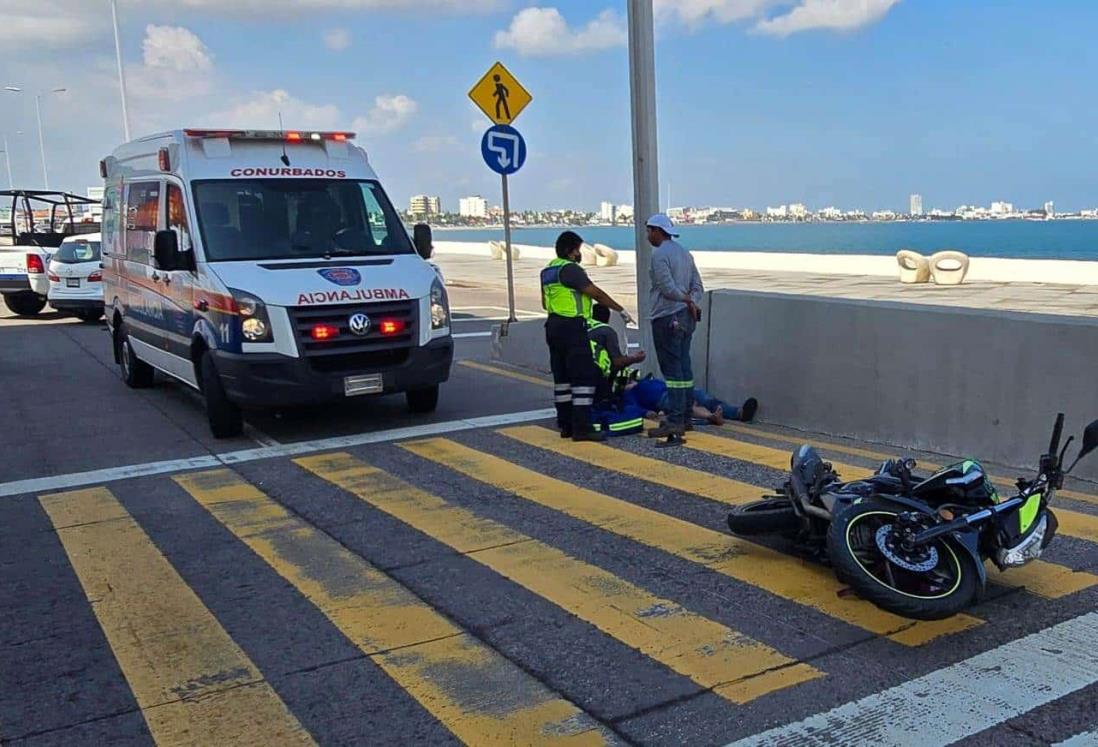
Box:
406;385;439;414
118;323;155;389
200;351;244;439
3;292;46;316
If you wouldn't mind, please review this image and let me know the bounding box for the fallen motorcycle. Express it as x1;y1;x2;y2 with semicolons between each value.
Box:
726;414;1098;620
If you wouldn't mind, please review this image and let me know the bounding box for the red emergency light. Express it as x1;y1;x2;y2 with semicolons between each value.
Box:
158;147;171;172
378;319;405;336
311;324;340;341
184;129;356;142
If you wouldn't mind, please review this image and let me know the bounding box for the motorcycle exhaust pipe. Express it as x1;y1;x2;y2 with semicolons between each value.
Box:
801;503;831;521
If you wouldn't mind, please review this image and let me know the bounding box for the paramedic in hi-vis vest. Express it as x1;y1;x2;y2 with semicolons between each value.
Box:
541;231;635;442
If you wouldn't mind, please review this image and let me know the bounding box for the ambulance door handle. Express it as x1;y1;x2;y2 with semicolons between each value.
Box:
151;272;160;282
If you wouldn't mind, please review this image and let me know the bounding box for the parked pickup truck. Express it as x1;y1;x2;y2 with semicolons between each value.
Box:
1;190;100;316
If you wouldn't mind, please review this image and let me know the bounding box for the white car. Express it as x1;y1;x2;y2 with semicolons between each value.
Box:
48;233;103;321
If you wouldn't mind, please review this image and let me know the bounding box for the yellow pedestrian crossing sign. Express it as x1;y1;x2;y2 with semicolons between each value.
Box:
469;61;532;125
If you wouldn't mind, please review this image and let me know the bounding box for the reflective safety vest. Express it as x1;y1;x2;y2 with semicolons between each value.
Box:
587;319;638;389
541;258;592;319
586;320;614;378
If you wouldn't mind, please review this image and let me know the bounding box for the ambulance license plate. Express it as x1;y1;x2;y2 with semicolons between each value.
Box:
66;278;80;288
344;374;383;397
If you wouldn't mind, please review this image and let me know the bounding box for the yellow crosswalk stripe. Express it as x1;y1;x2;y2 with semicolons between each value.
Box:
501;425;761;505
296;452;822;704
39;487;315;747
173;469;613;746
721;422;1098;509
680;431;1098;600
401;439;982;647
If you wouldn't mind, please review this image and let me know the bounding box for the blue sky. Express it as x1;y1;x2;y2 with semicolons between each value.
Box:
3;0;1098;213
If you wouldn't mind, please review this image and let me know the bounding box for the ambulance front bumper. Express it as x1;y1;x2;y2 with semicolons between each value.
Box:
213;337;454;408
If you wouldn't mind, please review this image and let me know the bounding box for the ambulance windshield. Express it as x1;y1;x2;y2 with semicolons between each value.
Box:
192;179;414;261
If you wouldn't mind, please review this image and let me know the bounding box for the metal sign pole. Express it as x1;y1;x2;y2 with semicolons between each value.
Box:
501;173;517;322
628;0;659;372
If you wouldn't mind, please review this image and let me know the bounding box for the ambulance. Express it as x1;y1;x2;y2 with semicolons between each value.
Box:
100;129;452;438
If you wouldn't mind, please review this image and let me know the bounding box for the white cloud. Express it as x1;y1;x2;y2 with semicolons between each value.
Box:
494;7;626;57
4;0;99;49
128;25;214;101
142;25;214;71
0;0;503;52
168;0;504;12
323;28;352;51
210;89;343;129
755;0;900;36
655;0;778;28
352;94;418;136
654;0;899;35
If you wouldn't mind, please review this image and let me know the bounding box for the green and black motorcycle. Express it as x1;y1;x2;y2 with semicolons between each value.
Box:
727;414;1098;620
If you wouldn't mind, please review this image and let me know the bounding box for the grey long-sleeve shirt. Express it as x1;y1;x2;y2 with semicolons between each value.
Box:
648;239;704;320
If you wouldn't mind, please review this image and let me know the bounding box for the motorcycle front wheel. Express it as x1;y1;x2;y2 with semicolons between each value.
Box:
827;499;979;620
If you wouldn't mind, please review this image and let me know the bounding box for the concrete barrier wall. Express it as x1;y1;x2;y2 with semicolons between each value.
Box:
701;290;1098;481
491;314;630;376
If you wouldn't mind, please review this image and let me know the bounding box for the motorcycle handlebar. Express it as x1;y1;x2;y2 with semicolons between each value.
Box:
1049;413;1065;457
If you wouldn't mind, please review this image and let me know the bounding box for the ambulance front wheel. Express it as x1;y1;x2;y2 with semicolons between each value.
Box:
200;350;244;439
406;385;439;414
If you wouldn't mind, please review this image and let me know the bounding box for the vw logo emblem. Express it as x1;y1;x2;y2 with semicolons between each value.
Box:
348;313;371;337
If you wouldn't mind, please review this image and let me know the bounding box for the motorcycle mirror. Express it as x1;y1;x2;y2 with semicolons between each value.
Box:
1064;419;1098;474
1080;419;1098;460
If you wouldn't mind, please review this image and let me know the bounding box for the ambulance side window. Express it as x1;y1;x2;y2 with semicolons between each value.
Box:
101;185;120;256
125;181;160;265
360;183;390;248
165;183;195;269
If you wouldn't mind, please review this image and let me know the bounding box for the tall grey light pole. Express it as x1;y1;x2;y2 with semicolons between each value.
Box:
4;86;64;189
627;0;660;364
110;0;132;141
0;134;13;188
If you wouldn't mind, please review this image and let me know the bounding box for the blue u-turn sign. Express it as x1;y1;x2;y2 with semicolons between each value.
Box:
481;125;527;176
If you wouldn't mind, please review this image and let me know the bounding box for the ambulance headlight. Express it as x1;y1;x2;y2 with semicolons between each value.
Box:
430;278;449;330
242;317;268;341
229;288;273;343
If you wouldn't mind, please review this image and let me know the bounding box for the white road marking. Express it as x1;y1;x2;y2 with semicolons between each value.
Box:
454;331;492;339
0;408;555;498
728;611;1098;747
452;305;541;316
1059;731;1098;746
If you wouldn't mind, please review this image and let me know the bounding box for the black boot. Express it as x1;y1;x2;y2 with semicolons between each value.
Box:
572;430;607;442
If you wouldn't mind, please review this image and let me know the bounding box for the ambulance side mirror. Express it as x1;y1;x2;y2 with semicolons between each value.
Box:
153;230;181;271
413;223;433;260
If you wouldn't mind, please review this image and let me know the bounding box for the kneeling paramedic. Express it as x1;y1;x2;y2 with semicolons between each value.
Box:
588;304;647;436
542;231;634;441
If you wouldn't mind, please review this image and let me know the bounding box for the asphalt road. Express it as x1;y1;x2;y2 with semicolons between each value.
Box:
2;291;1098;746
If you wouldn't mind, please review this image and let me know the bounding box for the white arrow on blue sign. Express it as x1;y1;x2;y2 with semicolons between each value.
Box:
481;125;527;176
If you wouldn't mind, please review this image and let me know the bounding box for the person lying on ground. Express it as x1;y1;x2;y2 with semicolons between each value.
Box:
624;375;759;426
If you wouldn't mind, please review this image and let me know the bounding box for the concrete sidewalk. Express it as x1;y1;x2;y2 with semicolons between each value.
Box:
435;253;1098;319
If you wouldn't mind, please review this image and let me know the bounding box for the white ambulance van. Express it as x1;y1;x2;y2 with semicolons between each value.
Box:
100;129;452;438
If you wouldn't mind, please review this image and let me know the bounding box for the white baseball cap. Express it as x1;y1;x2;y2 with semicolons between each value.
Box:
645;213;679;238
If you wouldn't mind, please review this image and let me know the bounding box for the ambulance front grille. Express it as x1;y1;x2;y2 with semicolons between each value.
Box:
289;300;417;368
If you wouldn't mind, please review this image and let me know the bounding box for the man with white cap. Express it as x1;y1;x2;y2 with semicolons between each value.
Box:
645;213;703;443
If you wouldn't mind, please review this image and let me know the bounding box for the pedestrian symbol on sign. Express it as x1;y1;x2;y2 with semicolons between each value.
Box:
493;75;511;121
469;62;532;126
